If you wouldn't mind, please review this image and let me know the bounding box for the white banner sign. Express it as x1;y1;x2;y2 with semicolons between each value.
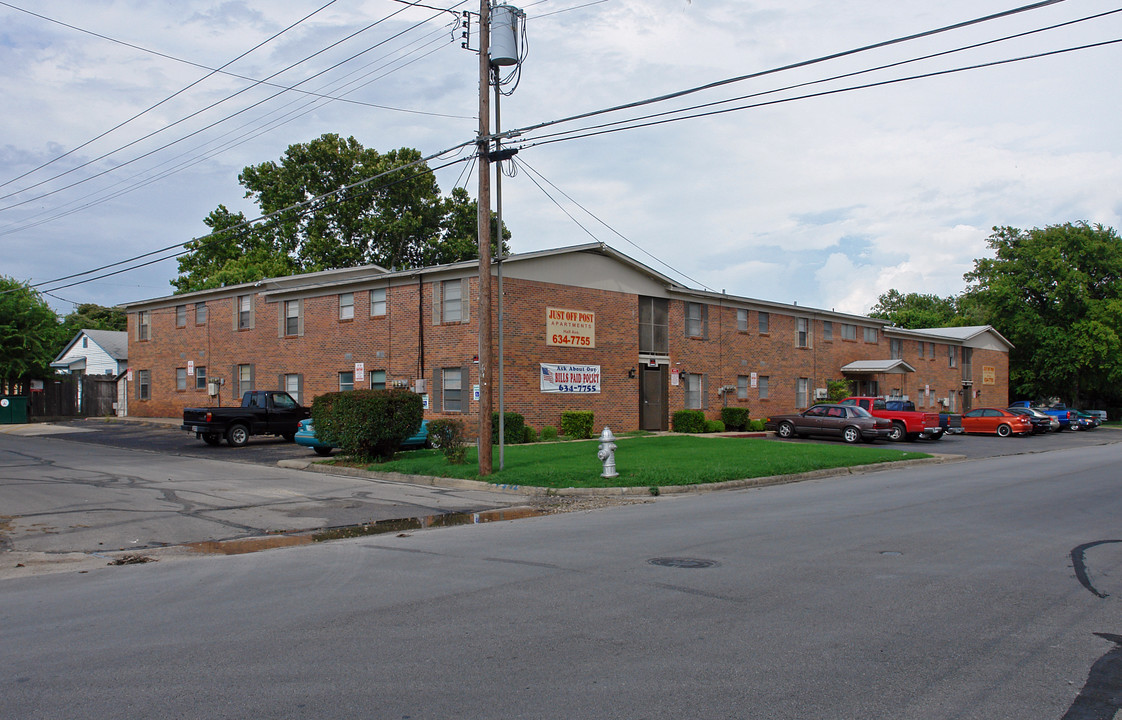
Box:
540;363;601;394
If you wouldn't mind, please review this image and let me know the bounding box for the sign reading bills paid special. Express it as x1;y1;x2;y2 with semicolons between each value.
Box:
546;307;595;348
540;363;601;394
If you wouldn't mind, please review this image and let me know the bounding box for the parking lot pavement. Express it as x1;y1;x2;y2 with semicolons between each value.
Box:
0;428;528;575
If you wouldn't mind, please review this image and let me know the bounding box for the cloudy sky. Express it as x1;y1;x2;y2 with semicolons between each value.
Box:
2;0;1119;317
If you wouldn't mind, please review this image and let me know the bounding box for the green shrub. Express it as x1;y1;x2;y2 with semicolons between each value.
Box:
541;426;558;441
491;411;525;445
672;410;707;433
561;411;594;439
523;425;539;443
311;389;422;461
428;419;467;464
705;419;726;433
720;407;750;431
749;419;766;432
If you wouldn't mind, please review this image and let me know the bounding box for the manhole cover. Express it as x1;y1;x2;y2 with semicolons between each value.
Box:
648;557;719;569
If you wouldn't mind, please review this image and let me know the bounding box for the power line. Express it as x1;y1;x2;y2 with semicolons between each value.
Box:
28;147;475;295
0;28;464;238
518;37;1122;150
514;156;714;291
0;0;343;190
0;2;446;210
493;0;1072;144
517;10;1122;147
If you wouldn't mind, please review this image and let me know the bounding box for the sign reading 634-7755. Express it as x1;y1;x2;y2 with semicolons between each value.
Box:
546;307;595;348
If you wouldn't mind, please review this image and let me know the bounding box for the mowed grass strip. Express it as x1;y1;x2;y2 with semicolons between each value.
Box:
366;436;931;489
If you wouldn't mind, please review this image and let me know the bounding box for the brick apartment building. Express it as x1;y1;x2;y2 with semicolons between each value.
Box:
121;243;1011;432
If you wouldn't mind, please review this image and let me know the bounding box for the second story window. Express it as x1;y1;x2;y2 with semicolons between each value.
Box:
176;305;187;328
949;345;958;368
842;323;857;341
758;311;770;334
864;327;878;343
638;297;669;355
237;295;253;330
823;321;833;341
434;278;469;324
685;302;707;338
737;308;748;332
339;292;354;321
370;288;387;317
137;311;151;341
890;338;902;359
195;302;207;325
284;300;301;337
797;318;809;348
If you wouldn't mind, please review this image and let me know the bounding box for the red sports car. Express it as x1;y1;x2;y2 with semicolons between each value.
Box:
960;407;1034;437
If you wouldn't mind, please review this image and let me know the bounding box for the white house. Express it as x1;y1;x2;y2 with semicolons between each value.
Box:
51;329;128;376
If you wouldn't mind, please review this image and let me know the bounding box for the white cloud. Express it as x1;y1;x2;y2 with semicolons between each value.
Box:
1;0;1120;316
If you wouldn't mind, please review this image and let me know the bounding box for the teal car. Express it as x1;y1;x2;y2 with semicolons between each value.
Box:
295;418;430;456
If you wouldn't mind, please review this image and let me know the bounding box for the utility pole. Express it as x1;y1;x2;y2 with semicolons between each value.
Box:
476;0;493;476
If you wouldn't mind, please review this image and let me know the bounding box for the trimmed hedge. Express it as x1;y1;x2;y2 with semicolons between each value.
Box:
561;411;594;439
428;419;467;464
672;409;707;433
523;425;539;443
311;389;423;461
705;419;726;433
720;407;750;431
541;426;558;442
491;411;525;445
749;419;766;432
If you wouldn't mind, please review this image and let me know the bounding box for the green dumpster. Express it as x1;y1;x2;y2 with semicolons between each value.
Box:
0;396;28;424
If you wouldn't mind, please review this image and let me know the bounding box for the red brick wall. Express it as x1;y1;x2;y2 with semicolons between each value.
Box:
127;281;1010;429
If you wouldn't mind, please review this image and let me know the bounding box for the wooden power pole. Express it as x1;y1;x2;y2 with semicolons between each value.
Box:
476;0;493;476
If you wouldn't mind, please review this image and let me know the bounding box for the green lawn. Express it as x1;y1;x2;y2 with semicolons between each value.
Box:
359;435;931;489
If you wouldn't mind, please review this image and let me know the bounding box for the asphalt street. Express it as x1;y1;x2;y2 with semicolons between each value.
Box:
1;438;1119;718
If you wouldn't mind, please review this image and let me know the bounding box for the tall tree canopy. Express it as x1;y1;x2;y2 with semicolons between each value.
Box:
868;289;969;329
174;134;508;293
962;222;1122;404
0;277;61;387
57;303;127;339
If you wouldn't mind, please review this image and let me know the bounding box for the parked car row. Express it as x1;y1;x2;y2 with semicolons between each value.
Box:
768;401;1107;444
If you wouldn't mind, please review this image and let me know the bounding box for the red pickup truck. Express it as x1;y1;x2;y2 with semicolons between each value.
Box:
839;396;943;442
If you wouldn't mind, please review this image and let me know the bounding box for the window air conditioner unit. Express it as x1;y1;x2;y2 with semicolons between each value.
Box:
814;388;828;400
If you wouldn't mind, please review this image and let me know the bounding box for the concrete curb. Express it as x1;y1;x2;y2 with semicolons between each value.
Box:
278;453;965;497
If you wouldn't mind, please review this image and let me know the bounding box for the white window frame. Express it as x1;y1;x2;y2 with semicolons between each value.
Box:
442;367;463;412
758;311;770;334
339;292;354;321
370;288;387;317
339;371;355;392
758;375;770;400
796;378;809;408
797;317;809;348
238;295;253;330
176;367;187;391
737;308;748;332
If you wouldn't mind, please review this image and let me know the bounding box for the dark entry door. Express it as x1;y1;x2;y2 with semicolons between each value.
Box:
640;365;667;431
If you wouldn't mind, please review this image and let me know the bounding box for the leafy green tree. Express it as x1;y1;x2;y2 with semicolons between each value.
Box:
963;222;1122;405
173;205;298;293
57;303;127;339
173;135;508;292
868;289;976;328
0;277;61;389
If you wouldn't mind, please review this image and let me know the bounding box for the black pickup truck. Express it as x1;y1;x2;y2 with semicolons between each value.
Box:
182;391;310;447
